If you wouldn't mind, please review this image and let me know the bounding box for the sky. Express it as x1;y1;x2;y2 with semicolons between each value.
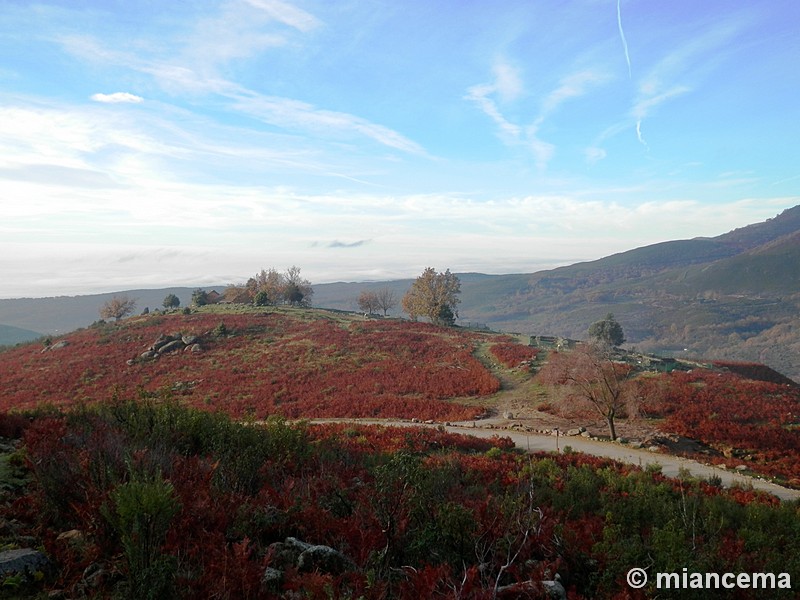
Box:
1;0;799;298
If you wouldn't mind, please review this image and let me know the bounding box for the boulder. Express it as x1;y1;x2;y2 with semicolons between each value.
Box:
157;340;185;354
297;544;355;575
266;537;354;577
0;548;52;577
261;567;283;592
542;577;567;600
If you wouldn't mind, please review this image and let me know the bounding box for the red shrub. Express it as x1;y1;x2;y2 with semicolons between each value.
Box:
489;342;539;369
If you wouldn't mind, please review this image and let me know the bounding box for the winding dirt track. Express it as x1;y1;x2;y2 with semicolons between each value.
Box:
312;418;800;502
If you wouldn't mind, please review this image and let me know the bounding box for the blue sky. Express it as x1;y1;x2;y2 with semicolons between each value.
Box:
1;0;798;297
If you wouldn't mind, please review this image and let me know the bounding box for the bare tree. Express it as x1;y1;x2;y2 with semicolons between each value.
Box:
537;344;637;441
100;295;137;321
374;286;397;316
357;290;379;315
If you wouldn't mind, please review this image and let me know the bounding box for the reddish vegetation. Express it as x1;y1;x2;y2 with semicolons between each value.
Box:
638;370;800;481
488;340;539;368
8;403;793;600
0;312;498;421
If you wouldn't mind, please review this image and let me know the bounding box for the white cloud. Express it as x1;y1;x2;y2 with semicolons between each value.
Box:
491;61;523;103
230;93;426;155
90;92;143;104
540;70;609;118
468;65;608;169
244;0;322;33
585;146;607;164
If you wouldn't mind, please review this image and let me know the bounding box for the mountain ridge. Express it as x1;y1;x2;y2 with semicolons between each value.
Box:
2;206;799;378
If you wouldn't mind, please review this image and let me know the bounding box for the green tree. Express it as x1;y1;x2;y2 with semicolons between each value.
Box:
162;294;180;310
401;267;461;326
191;289;208;307
283;265;313;307
588;313;625;347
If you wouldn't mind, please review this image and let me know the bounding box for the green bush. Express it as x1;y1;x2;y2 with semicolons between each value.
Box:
102;470;180;600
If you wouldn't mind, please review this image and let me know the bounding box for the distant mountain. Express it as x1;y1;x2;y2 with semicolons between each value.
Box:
0;324;42;347
0;287;217;335
313;206;800;382
3;206;799;380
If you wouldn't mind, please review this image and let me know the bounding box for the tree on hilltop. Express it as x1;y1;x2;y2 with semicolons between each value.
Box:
162;294;180;310
100;295;137;321
358;290;379;315
191;289;209;307
375;287;397;316
283;266;314;307
402;268;461;326
246;266;314;307
588;313;625;347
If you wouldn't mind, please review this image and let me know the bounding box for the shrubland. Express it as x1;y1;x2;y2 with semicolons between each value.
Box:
0;309;497;421
0;400;798;599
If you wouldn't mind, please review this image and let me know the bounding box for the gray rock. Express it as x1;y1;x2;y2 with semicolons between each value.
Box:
297;544;355;575
181;335;198;346
542;577;567;600
268;537;354;576
0;548;52;577
261;567;283;592
157;340;185;354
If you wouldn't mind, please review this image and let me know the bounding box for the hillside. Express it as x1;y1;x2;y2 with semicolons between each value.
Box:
3;206;799;380
0;307;799;598
0;306;497;421
316;207;800;381
0;323;42;346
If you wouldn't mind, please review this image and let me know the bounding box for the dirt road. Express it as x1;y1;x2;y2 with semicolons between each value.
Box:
312;418;800;502
446;421;800;501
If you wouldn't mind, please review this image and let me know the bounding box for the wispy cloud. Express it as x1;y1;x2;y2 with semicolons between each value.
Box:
629;16;745;147
56;4;422;156
244;0;322;33
90;92;143;104
467;64;608;168
230;93;426;155
464;60;523;142
327;239;371;248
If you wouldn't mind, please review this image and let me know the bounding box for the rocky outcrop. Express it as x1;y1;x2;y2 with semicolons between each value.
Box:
0;548;52;578
263;537;355;592
129;332;204;365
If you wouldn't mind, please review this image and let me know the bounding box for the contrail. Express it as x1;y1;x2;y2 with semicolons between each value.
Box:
636;120;648;149
617;0;631;78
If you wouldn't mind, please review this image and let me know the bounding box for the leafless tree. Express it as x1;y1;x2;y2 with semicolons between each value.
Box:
537;344;637;441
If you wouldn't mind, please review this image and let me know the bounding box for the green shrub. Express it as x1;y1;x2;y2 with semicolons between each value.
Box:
102;470;180;600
